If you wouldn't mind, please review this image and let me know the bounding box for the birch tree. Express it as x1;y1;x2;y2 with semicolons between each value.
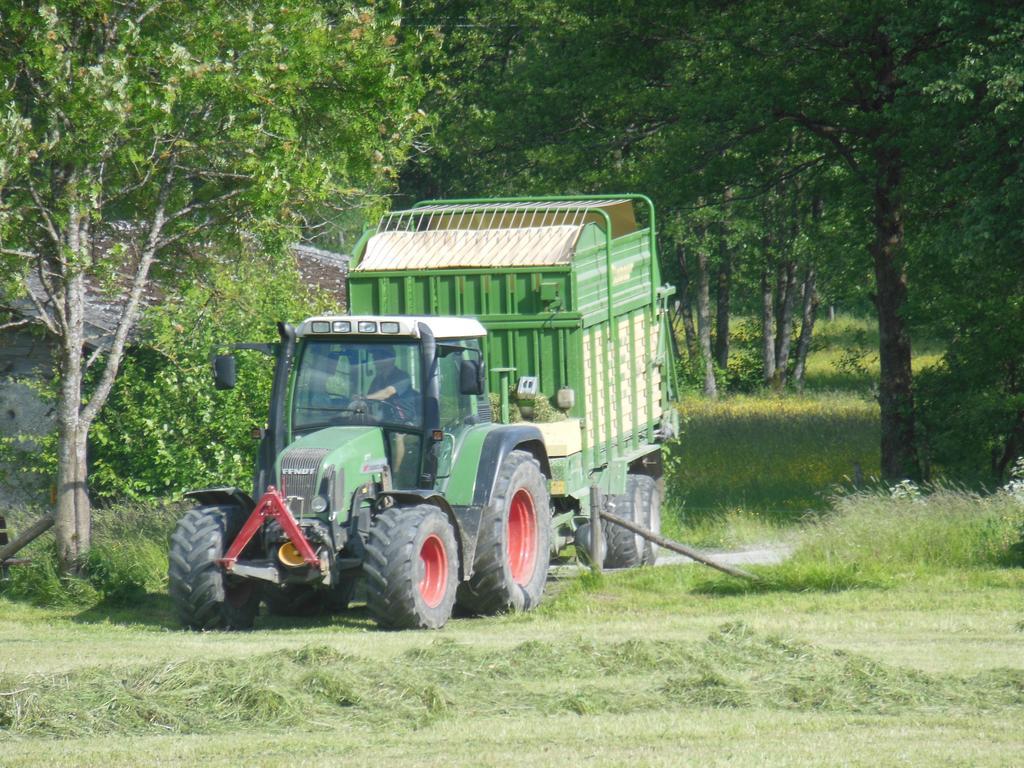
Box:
0;0;424;572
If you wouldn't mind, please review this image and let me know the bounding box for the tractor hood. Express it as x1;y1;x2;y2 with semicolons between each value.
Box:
274;426;389;522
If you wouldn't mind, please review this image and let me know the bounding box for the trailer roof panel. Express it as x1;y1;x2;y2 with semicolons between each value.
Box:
354;198;638;271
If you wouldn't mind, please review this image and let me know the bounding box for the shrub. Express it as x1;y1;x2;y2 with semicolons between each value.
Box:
89;259;334;500
1;500;180;607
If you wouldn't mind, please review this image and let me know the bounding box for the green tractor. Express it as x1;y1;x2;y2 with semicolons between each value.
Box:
168;196;677;630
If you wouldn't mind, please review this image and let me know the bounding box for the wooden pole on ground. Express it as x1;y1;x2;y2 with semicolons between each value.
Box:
600;509;758;581
0;513;55;565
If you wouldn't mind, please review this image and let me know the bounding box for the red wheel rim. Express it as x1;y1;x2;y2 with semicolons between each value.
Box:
507;489;538;585
418;534;448;608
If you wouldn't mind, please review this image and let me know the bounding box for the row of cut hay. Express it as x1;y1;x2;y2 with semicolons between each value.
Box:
3;625;1023;738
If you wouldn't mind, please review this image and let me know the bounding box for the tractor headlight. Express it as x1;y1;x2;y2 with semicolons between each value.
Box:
310;495;329;514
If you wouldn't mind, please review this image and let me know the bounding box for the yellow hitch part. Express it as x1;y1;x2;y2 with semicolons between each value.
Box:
278;541;306;568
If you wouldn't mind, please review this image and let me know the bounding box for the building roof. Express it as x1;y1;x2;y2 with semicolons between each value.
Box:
2;243;350;350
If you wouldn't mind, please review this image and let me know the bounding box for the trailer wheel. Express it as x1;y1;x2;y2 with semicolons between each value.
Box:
457;450;551;614
364;504;458;629
168;505;259;631
604;474;659;569
639;475;662;566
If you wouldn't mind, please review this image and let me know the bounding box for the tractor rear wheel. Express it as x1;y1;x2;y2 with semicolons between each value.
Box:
604;474;659;569
457;450;551;615
364;504;458;629
168;505;259;630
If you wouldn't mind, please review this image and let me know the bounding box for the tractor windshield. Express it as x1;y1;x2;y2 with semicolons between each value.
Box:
290;338;423;433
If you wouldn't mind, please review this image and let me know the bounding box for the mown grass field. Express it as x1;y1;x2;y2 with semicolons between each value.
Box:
3;315;1023;766
3;487;1023;767
2;560;1023;766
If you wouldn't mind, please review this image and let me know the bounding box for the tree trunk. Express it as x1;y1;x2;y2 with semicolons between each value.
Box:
714;248;731;370
774;260;798;387
674;243;699;360
872;148;919;481
55;213;91;573
993;410;1024;480
793;267;818;392
695;246;717;398
760;268;776;385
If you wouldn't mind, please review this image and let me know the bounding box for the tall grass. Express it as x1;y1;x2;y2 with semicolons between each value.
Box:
693;485;1024;594
797;486;1024;571
663;315;947;545
0;500;178;606
667;393;880;529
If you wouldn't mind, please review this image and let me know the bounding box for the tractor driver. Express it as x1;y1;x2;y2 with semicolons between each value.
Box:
366;346;412;409
363;346;418;486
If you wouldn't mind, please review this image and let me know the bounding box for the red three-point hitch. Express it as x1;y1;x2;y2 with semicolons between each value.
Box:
217;487;322;571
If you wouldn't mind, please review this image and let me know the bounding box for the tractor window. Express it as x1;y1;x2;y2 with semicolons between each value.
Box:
291;339;422;432
438;340;479;431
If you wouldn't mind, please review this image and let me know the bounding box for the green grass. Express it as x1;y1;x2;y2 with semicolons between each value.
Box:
688;484;1024;595
0;500;180;607
2;484;1023;765
2;493;1024;765
663;314;946;549
668;392;880;525
801;315;944;393
2;559;1022;766
2;619;1022;739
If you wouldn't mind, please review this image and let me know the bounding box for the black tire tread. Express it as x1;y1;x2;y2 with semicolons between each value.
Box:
167;505;258;631
604;474;659;569
364;504;457;629
457;450;551;615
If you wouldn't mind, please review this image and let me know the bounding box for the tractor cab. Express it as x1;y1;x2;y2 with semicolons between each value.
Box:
283;315;488;493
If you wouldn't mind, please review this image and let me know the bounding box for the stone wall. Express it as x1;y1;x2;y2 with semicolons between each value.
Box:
0;327;55;511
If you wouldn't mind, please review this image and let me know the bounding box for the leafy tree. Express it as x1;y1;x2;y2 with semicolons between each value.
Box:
89;256;334;500
0;1;425;571
909;6;1024;480
403;0;1024;481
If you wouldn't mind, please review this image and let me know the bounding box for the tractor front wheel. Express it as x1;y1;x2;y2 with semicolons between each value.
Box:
457;450;551;615
168;505;259;630
364;504;458;629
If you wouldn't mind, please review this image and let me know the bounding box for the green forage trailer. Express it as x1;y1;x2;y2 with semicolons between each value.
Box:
169;196;678;631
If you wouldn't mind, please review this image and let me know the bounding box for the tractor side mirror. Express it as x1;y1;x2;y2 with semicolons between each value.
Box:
459;358;485;396
213;354;237;390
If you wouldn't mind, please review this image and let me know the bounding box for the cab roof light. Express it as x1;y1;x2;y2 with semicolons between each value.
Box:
358;321;377;333
311;321;331;333
380;321;400;333
332;320;351;333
